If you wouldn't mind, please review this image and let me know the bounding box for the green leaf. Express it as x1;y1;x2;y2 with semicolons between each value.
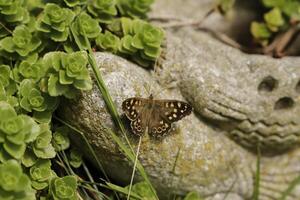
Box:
117;0;154;18
33;110;53;124
264;8;285;32
282;1;300;19
0;65;11;87
52;126;70;151
69;148;82;168
183;192;203;200
262;0;285;8
59;70;74;85
22;149;38;167
217;0;236;14
33;143;56;159
21;115;40;143
0;101;17;120
34;124;52;149
20;79;35;97
73;79;92;90
0;37;14;53
132;34;144;49
251;21;271;40
48;74;68;96
3;140;26;159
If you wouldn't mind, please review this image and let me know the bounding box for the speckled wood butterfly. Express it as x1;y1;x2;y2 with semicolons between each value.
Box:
122;95;193;137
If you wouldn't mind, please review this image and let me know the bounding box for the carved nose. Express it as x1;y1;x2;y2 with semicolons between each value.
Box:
274;97;294;110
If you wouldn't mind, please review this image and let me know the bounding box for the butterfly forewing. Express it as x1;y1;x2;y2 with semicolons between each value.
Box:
157;100;193;122
122;97;146;120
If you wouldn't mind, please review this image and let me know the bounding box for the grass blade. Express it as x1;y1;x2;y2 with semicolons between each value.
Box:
279;174;300;200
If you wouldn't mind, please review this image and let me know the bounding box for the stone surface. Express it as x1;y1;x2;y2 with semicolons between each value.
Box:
58;0;300;199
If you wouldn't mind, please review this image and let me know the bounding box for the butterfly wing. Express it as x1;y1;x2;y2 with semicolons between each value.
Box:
148;112;172;137
148;100;193;136
122;97;147;120
122;97;149;136
130;116;146;136
158;100;193;122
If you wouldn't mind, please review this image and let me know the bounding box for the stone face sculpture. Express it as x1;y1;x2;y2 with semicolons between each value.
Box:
58;1;300;200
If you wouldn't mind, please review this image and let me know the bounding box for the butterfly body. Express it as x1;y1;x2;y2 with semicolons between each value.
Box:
122;95;193;137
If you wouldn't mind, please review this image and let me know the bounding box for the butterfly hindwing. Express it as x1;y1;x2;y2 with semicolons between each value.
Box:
130;116;146;136
148;113;172;137
122;97;146;120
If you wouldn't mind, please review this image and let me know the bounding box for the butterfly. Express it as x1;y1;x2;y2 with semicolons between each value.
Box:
122;94;193;137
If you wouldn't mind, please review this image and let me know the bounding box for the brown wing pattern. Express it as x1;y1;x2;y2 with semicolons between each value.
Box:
122;97;147;120
148;100;193;136
130;116;146;136
123;97;193;137
122;97;149;136
148;112;172;136
157;100;193;122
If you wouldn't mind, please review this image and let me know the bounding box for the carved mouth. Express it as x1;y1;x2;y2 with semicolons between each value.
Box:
201;96;300;152
231;120;300;152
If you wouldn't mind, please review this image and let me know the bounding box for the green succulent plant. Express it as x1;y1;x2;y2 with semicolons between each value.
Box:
118;18;164;67
0;0;161;198
0;65;11;87
33;124;56;159
50;176;77;200
71;12;101;49
43;51;92;98
0;160;35;200
0;25;41;58
131;20;164;58
251;0;300;46
117;0;154;19
69;148;82;168
123;181;156;200
183;192;203;200
52;126;70;151
22;148;38;167
87;0;117;23
19;79;57;112
96;31;120;53
264;8;285;32
0;67;18;107
30;159;54;190
0;0;29;24
14;60;46;82
251;22;272;46
0;101;40;159
37;3;75;42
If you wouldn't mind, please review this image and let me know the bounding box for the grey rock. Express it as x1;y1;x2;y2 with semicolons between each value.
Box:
58;0;300;199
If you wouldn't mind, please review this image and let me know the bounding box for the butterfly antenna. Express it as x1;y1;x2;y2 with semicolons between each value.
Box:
127;136;142;200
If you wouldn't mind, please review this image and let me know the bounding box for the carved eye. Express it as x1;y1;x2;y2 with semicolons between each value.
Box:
274;97;294;110
258;76;278;93
295;80;300;93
